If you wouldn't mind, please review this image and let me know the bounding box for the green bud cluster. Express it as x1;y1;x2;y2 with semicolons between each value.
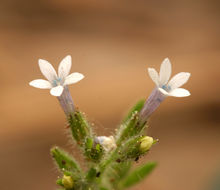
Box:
84;137;104;162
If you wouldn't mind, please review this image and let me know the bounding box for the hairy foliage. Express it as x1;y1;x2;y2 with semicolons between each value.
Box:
51;100;157;190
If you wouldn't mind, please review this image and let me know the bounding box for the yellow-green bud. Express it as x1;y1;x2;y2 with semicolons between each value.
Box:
139;136;154;152
62;175;74;189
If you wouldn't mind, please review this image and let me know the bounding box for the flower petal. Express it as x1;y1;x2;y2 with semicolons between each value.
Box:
148;68;159;86
58;55;72;79
168;72;191;89
29;79;52;89
158;87;169;96
159;58;172;85
64;72;84;85
50;85;64;96
38;59;57;82
168;88;190;97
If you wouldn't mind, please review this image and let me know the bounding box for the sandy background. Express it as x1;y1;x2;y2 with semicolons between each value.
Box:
0;0;220;190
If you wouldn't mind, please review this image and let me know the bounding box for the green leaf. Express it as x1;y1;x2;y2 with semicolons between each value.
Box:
122;99;145;124
116;112;147;144
119;136;143;161
105;161;132;189
51;146;81;175
116;100;146;144
85;137;93;149
100;187;109;190
56;178;63;186
86;167;97;182
68;111;104;163
68;111;93;146
99;148;118;172
122;162;157;188
96;144;101;151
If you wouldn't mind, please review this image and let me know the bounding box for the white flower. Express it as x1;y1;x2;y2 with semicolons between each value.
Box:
96;136;117;152
148;58;191;97
29;55;84;96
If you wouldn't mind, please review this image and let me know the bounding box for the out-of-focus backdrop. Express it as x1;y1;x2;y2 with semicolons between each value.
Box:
0;1;220;190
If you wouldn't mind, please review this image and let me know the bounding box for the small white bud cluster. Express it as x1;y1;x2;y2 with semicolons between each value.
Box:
96;136;117;152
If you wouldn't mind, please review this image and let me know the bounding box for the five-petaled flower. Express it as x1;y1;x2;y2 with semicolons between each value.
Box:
29;55;84;96
148;58;191;97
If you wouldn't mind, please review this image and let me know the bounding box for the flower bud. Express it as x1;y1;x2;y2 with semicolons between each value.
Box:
139;136;154;152
62;175;74;189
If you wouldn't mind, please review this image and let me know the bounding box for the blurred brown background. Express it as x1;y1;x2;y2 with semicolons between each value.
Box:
0;0;220;190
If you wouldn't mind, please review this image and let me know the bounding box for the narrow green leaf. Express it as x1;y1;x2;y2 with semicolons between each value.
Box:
122;162;157;188
107;161;131;185
86;167;97;181
51;146;81;174
99;148;118;172
68;111;93;146
116;112;147;144
96;144;101;151
116;100;146;144
122;99;145;124
85;137;93;149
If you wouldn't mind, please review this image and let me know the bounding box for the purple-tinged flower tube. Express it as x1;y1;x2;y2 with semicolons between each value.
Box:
139;58;191;123
57;86;75;115
139;88;165;123
29;55;84;115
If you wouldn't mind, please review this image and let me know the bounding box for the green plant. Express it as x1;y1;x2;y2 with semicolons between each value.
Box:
29;56;191;189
